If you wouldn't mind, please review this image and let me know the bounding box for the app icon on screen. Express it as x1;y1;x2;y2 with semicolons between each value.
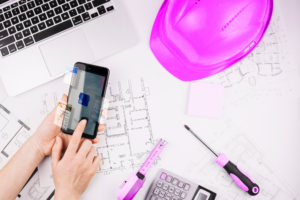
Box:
78;93;90;107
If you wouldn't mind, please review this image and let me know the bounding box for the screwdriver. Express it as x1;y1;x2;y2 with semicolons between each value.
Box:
184;125;260;196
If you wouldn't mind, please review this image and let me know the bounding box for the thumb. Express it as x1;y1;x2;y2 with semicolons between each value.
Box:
51;136;63;168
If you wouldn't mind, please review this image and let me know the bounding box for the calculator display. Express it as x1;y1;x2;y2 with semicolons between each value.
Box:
196;193;208;200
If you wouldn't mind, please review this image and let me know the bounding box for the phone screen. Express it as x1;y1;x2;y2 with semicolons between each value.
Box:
63;68;106;136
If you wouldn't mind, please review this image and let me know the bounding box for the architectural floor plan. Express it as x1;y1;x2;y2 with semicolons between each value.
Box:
215;7;300;114
94;74;161;176
174;120;298;200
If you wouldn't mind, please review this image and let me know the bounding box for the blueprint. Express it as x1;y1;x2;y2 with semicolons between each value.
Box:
209;6;300;115
173;119;299;200
94;74;162;176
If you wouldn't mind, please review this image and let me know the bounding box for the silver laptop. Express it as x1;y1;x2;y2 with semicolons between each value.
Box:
0;0;137;96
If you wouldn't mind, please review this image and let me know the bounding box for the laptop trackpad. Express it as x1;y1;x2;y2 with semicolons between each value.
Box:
40;29;94;77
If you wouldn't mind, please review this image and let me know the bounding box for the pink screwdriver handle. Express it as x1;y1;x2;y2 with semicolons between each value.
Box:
216;154;260;196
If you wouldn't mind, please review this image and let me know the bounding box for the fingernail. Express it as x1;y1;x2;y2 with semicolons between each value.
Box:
81;119;87;125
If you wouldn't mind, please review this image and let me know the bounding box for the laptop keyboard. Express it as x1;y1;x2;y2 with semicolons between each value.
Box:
0;0;114;57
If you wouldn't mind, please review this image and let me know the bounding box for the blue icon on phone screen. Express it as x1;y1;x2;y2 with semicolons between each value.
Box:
78;93;90;107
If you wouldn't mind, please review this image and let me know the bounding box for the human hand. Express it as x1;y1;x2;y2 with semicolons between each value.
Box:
52;119;101;200
32;94;106;157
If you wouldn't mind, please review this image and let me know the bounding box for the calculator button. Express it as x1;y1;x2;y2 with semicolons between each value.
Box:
183;184;190;191
172;197;179;200
154;188;160;195
172;179;179;186
166;176;172;183
162;184;168;191
168;187;174;193
178;182;184;188
165;193;172;200
180;192;187;199
174;189;181;196
150;195;157;200
160;173;167;180
157;181;163;188
159;191;166;198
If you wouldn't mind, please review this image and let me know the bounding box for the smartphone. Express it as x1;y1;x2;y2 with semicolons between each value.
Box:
61;62;110;139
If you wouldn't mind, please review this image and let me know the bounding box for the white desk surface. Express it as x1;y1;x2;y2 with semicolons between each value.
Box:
3;0;300;199
80;0;300;199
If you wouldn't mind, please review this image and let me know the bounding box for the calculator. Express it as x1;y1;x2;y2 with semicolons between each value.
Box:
145;168;217;200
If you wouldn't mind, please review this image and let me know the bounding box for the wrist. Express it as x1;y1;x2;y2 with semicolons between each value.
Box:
54;190;80;200
29;136;46;159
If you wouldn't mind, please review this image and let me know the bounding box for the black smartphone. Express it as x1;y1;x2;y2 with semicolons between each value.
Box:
61;62;110;139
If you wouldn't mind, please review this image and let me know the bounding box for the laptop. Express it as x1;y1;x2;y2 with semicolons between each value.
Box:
0;0;137;96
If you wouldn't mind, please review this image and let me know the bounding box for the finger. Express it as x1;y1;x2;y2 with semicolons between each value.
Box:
77;139;92;158
51;136;63;167
91;137;100;144
65;120;87;158
91;156;101;173
86;146;96;163
97;124;105;132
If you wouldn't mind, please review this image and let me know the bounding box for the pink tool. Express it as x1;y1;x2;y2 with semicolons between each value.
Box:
117;139;168;200
150;0;273;81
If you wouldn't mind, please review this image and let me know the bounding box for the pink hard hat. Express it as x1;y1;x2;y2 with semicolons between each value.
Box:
150;0;273;81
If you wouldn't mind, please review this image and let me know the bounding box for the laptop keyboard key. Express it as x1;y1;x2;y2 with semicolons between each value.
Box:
49;0;58;8
61;12;69;20
24;20;32;28
19;0;26;5
91;12;98;18
69;9;77;17
34;7;42;15
15;32;23;40
62;3;70;11
76;6;84;14
72;15;82;25
11;3;19;8
0;15;4;22
106;5;113;11
27;1;36;9
0;36;15;48
78;0;85;5
39;13;47;21
70;0;78;8
4;11;12;19
54;7;62;14
3;6;10;12
16;23;24;31
30;25;38;33
1;47;9;56
20;5;28;12
46;18;54;26
57;0;65;5
31;16;39;24
0;30;8;39
81;12;90;21
12;8;20;16
46;10;55;18
16;40;25;49
35;0;43;5
11;17;19;25
23;29;31;36
24;36;34;46
26;10;34;18
97;7;105;15
8;43;17;53
84;3;92;10
0;23;4;31
53;15;61;23
38;22;46;30
19;13;27;21
33;20;73;42
42;4;50;11
3;20;11;28
8;27;16;34
92;0;109;8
